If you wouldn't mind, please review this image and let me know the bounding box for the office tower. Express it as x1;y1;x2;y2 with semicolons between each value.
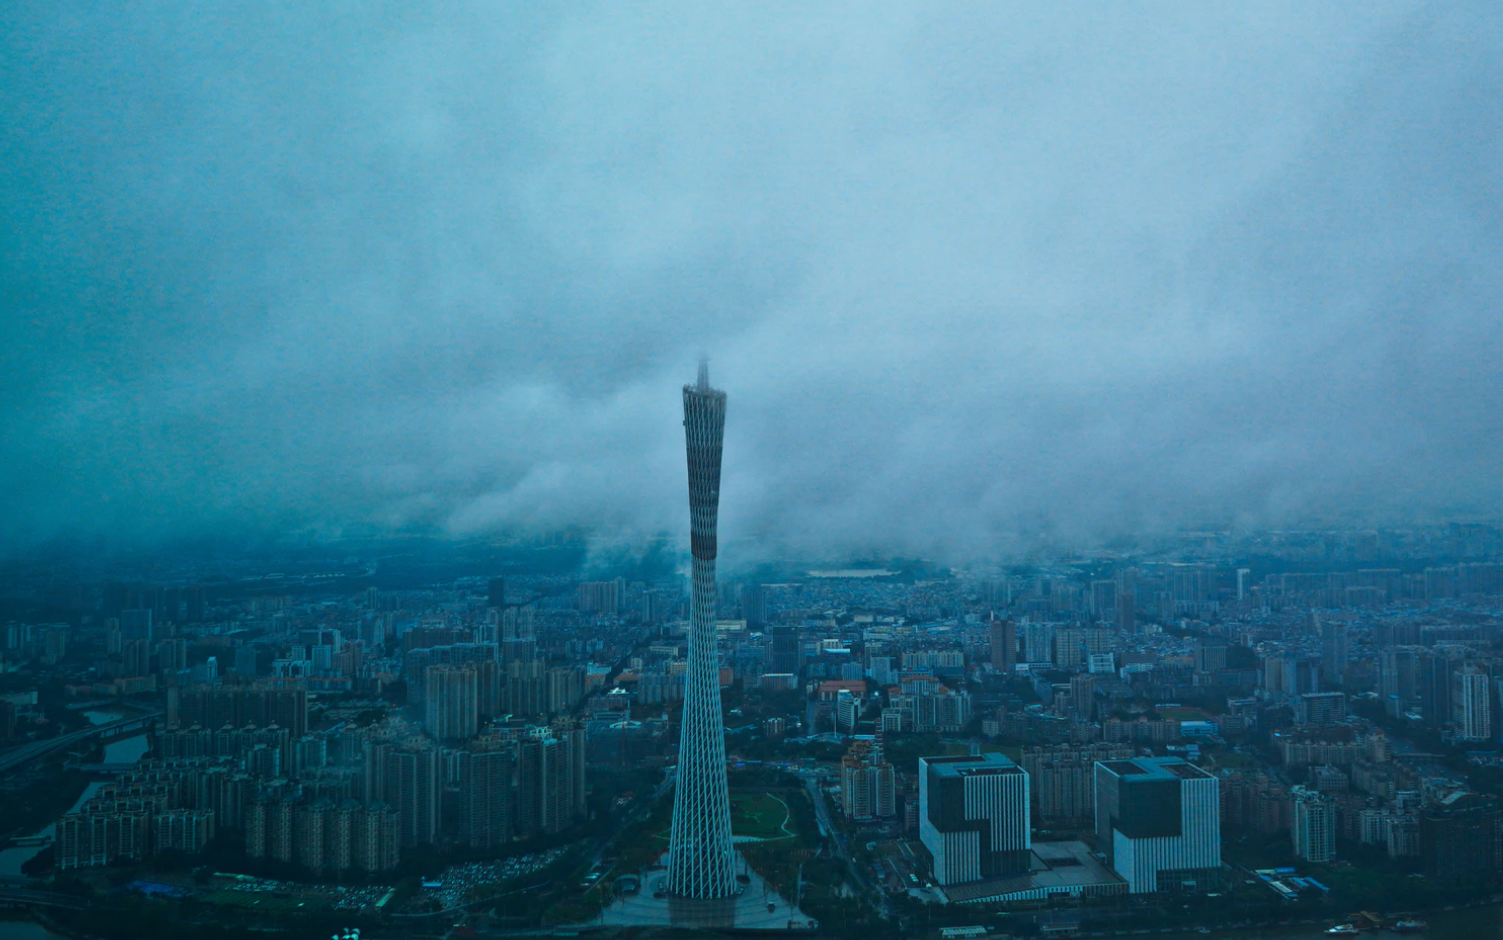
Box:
919;753;1030;886
666;361;738;900
743;583;767;626
989;618;1017;673
835;690;861;733
1236;568;1250;601
1455;667;1493;742
1093;757;1220;893
426;664;479;740
770;626;801;675
516;723;586;837
459;747;513;849
1291;785;1336;862
488;577;506;609
1116;569;1137;633
1320;618;1348;689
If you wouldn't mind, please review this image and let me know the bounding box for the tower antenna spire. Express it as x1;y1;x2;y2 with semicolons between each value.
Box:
697;355;710;391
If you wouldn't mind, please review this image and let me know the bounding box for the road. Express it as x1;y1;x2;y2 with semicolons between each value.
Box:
800;772;888;917
0;886;90;909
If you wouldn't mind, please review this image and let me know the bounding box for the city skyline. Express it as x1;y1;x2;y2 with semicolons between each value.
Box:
0;3;1500;938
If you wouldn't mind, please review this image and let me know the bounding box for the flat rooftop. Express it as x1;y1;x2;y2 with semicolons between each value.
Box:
941;841;1126;905
1096;757;1210;781
924;752;1022;776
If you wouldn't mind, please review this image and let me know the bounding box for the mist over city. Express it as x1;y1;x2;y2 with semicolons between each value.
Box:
2;4;1503;940
5;2;1502;562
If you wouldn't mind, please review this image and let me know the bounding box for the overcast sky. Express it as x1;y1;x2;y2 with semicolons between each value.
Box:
2;2;1501;562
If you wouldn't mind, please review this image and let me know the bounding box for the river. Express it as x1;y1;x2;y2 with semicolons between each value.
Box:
0;921;65;940
1151;902;1503;939
0;709;150;879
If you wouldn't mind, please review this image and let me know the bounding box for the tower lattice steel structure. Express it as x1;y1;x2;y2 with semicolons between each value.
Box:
665;360;738;899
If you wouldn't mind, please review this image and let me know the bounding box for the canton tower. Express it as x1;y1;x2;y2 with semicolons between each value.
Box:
666;359;738;899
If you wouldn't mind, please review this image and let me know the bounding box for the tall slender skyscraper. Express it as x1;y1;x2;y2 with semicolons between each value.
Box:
666;360;738;899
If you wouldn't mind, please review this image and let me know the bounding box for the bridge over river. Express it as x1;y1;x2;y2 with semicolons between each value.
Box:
0;711;160;775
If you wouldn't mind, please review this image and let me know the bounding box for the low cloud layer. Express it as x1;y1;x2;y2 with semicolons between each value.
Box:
3;2;1501;561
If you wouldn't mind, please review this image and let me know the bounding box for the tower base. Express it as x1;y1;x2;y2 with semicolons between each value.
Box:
596;852;817;931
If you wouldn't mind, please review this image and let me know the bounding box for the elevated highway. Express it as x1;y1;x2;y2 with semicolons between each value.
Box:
0;711;160;775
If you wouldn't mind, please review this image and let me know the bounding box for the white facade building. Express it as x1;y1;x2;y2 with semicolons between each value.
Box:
919;753;1030;886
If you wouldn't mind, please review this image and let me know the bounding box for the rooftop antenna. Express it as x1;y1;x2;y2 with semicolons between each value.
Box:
697;355;710;391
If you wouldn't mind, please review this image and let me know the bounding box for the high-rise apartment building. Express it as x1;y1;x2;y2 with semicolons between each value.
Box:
989;619;1017;673
506;659;545;716
840;739;896;820
1418;650;1460;728
1291;785;1336;862
1023;621;1054;664
919;753;1030;886
666;362;738;899
177;685;309;739
1295;692;1347;727
516;723;586;838
1455;667;1494;742
1320;618;1348;689
371;745;440;847
425;663;479;740
121;608;154;644
459;747;513;849
1419;795;1502;882
546;666;583;715
1021;744;1134;826
1093;757;1220;894
1193;640;1226;675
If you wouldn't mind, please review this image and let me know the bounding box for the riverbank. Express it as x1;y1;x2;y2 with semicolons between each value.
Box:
0;710;149;878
